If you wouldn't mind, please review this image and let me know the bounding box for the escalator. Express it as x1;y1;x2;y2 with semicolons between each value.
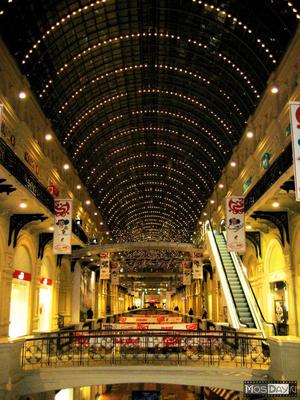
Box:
214;233;255;328
206;221;276;336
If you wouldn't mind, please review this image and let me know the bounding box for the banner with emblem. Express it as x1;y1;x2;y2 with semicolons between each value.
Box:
110;261;119;284
182;261;191;285
225;196;245;253
289;102;300;201
53;199;73;254
100;252;110;279
192;253;203;279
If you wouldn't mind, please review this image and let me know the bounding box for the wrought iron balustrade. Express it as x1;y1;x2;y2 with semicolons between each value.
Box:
22;330;270;369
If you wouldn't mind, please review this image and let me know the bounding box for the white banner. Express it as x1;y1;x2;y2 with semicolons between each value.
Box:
289;102;300;201
100;253;110;279
119;316;182;323
53;199;72;254
110;261;119;284
192;259;203;279
225;196;245;253
182;261;191;285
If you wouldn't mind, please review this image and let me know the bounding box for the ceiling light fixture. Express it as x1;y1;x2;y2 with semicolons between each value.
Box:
246;131;254;138
271;85;279;94
85;200;91;205
19;202;27;209
230;161;237;167
45;133;53;141
76;184;81;189
63;163;70;170
19;91;27;99
219;183;224;189
272;200;280;208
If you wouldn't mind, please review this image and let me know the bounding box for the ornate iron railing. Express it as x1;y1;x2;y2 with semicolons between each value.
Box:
22;330;270;369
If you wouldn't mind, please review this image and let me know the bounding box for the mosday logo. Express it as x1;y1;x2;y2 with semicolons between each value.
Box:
244;381;297;397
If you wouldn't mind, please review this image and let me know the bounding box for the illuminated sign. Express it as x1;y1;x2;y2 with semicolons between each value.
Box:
13;270;31;281
40;277;52;286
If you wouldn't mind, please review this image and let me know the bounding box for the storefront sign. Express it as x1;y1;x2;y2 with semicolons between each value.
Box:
53;199;73;254
13;270;31;281
40;277;52;285
289;102;300;201
182;261;191;285
110;261;119;284
225;196;246;253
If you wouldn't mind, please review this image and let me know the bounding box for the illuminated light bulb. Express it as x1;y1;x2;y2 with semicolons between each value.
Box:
246;224;252;230
94;212;98;215
85;200;91;205
49;226;54;231
63;163;70;170
210;200;215;204
45;133;53;141
106;231;109;235
230;161;237;167
271;85;279;94
272;200;280;208
19;202;27;209
100;222;103;225
219;183;224;189
76;184;81;189
19;91;27;99
203;212;207;216
246;131;254;138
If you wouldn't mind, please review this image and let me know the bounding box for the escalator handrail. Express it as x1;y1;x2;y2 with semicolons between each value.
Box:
207;221;248;328
232;254;277;336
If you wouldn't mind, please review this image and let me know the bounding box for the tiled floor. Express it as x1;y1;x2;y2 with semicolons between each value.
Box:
98;383;199;400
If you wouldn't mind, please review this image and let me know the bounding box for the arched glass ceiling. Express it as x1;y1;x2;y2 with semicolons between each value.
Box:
1;0;299;242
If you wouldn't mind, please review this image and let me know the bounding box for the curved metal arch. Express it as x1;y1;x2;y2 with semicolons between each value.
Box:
107;195;199;227
62;85;237;142
86;125;227;167
84;142;219;193
103;186;202;221
69;93;236;152
73;109;231;166
102;187;204;221
44;44;258;119
101;168;209;208
88;157;216;203
38;28;264;108
51;63;251;133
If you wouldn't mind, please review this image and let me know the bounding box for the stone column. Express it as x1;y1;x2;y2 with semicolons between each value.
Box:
71;262;81;325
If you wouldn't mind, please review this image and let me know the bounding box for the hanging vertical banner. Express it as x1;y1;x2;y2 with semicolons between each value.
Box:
100;253;110;279
53;199;73;254
192;254;203;279
182;261;191;285
225;196;245;253
110;261;119;284
289;102;300;201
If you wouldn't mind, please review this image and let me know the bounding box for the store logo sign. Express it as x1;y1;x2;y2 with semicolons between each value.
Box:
40;277;52;285
13;269;31;281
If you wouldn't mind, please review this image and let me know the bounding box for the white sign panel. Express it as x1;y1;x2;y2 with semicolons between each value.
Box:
110;261;119;284
289;102;300;201
225;196;245;253
53;199;72;254
192;259;203;279
182;261;191;285
100;253;110;279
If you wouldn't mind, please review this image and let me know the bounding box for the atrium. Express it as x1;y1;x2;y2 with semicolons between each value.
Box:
0;1;300;399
